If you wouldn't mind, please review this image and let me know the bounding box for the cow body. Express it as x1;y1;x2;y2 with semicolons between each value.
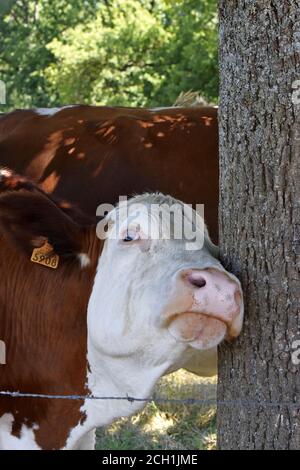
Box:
0;170;242;449
0;105;219;242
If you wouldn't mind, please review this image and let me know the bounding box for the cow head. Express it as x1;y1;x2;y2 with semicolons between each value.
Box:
87;193;243;382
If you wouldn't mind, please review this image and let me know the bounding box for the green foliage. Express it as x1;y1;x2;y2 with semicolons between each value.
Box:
0;0;218;109
0;0;99;107
46;0;169;106
152;0;219;106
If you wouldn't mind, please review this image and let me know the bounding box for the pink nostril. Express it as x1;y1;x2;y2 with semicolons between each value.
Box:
188;273;207;288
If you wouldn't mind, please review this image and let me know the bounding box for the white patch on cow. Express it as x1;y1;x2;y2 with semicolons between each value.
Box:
77;253;91;268
65;361;170;449
34;105;77;117
0;414;40;450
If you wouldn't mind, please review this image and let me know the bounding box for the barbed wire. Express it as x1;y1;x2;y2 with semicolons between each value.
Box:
0;390;299;408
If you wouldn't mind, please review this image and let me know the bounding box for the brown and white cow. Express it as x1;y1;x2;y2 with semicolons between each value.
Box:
0;168;243;450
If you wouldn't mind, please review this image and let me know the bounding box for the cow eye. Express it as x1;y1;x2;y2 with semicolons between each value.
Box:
123;234;134;242
121;230;139;243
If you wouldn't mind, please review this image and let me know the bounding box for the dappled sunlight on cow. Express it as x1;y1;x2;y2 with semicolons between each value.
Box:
0;105;219;243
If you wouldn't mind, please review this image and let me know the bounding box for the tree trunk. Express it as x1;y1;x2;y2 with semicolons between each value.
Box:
217;0;300;449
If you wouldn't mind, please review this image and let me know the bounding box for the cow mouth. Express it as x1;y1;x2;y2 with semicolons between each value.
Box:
167;311;227;350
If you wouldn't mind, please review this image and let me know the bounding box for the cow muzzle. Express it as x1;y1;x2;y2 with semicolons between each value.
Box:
168;268;243;350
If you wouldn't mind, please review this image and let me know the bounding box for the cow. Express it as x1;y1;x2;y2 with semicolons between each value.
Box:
0;105;219;243
0;168;243;450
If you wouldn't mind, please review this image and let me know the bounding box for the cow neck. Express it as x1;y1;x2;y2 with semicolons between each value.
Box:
66;350;168;448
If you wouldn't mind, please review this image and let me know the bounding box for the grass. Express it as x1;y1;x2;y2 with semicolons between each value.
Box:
96;370;217;450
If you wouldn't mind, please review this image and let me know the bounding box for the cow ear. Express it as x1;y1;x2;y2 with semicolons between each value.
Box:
0;168;87;261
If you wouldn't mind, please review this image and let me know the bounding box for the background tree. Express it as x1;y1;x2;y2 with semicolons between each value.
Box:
152;0;218;105
218;0;300;449
0;0;99;107
45;0;169;106
0;0;218;109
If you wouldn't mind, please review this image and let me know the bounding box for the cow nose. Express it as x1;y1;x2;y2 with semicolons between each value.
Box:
179;267;243;339
187;272;207;288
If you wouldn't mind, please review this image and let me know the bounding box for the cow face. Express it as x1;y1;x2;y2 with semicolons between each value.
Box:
88;193;243;375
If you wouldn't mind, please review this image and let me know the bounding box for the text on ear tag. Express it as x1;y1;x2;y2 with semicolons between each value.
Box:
31;242;59;269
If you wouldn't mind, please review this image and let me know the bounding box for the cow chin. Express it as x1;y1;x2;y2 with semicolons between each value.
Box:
167;312;227;350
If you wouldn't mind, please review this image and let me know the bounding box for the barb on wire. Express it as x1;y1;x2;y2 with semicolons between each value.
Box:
0;390;299;408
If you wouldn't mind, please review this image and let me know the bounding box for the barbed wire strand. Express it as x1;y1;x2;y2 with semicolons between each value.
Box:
0;391;299;408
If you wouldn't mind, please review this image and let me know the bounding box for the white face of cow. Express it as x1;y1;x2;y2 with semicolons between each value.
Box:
87;194;243;380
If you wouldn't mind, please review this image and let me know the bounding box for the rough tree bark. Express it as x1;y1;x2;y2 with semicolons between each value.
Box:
217;1;300;449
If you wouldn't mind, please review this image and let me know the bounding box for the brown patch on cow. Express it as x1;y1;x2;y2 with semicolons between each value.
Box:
92;160;107;177
152;115;175;123
94;123;117;145
26;130;65;180
40;171;61;193
138;121;154;128
152;114;186;124
95;123;114;136
201;116;213;126
58;200;72;209
64;137;76;146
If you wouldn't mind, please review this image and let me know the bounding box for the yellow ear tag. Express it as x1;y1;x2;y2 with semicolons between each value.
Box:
31;242;59;269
